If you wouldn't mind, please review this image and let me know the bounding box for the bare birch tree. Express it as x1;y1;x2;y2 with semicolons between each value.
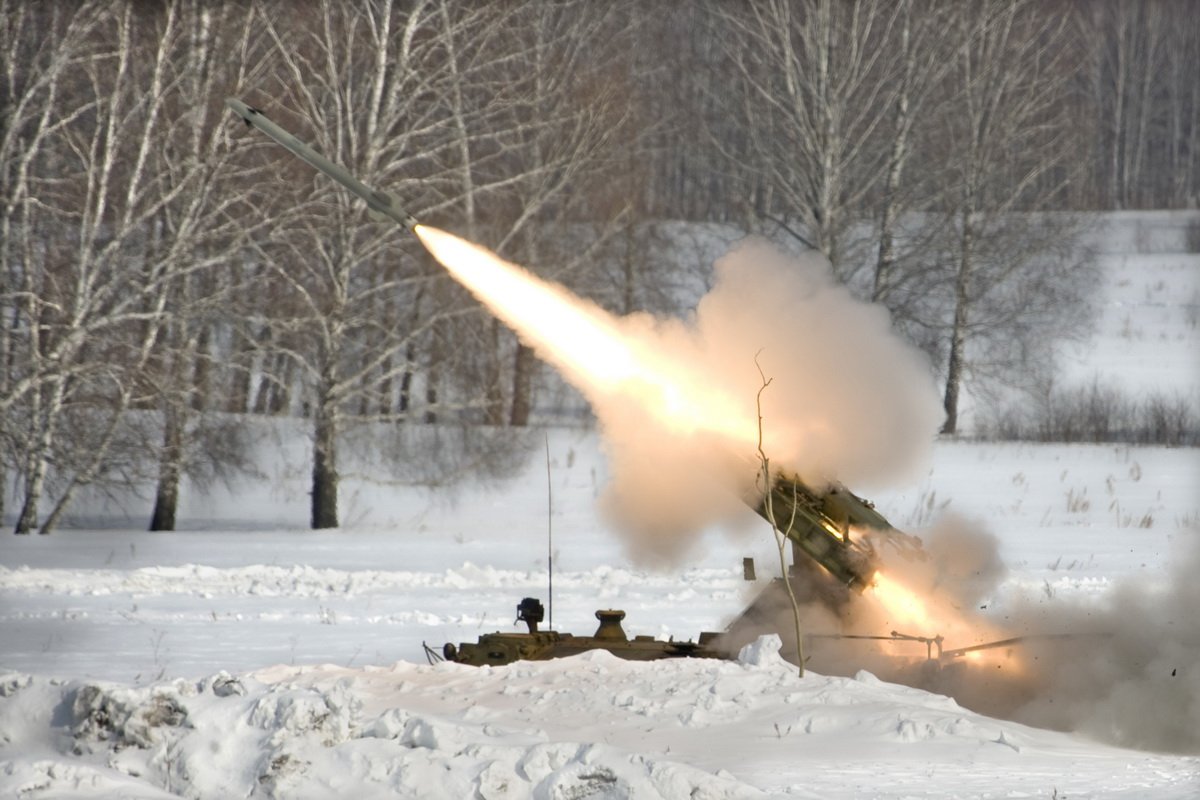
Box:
138;0;280;532
936;0;1090;434
706;0;906;276
5;1;191;534
248;0;547;528
0;1;273;533
246;0;444;528
0;2;111;523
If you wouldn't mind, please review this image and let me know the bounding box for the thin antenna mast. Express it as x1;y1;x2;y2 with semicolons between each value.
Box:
545;433;553;631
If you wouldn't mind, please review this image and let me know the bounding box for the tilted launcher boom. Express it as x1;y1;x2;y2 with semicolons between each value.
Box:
753;473;894;592
224;97;419;231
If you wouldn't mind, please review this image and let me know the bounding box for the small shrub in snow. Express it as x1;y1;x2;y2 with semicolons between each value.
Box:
979;382;1198;446
205;672;245;698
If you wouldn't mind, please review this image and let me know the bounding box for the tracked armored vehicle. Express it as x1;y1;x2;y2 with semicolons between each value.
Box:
433;598;726;666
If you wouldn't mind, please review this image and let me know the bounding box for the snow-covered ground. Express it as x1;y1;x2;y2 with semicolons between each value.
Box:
4;637;1196;799
1063;210;1200;397
2;212;1198;797
2;437;1198;798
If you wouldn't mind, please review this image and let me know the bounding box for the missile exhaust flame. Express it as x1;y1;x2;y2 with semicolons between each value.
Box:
414;225;760;448
868;569;1026;674
869;571;934;631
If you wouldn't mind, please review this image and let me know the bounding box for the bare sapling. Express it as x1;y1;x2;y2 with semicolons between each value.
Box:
754;354;805;677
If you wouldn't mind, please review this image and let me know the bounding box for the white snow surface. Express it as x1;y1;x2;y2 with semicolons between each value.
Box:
1063;211;1200;397
2;212;1199;797
3;637;1196;799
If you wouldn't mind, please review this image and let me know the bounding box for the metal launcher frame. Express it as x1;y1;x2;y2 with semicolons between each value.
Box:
754;473;887;592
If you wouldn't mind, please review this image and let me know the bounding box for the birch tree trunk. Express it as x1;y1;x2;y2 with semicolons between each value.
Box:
149;401;184;532
936;0;1085;433
15;380;65;534
311;377;339;530
941;208;975;435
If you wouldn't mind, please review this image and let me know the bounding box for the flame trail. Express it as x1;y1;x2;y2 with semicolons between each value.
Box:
869;572;935;631
414;225;759;448
869;570;974;644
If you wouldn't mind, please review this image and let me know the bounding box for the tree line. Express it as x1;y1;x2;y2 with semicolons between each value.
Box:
2;0;1196;533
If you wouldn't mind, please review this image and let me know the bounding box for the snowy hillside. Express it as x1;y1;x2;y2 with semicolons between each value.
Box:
1;212;1199;798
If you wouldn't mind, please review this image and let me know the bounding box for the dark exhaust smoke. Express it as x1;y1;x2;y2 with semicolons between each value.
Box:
730;516;1200;754
1005;531;1200;753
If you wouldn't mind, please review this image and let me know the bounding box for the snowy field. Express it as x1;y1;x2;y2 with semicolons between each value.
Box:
1063;210;1200;396
2;212;1199;797
2;437;1198;798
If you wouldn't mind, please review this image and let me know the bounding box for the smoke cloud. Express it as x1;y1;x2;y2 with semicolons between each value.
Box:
734;515;1200;754
591;239;944;560
423;222;1196;752
1004;532;1200;753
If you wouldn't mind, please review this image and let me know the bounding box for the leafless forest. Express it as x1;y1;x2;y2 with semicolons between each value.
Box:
2;0;1197;532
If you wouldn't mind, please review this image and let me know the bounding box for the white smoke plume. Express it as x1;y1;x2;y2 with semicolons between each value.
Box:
591;239;944;560
418;227;944;561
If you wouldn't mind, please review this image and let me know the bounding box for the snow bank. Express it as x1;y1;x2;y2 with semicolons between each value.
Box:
0;661;764;799
4;649;1197;799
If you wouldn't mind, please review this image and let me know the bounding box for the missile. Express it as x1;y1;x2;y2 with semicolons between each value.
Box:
224;97;418;231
